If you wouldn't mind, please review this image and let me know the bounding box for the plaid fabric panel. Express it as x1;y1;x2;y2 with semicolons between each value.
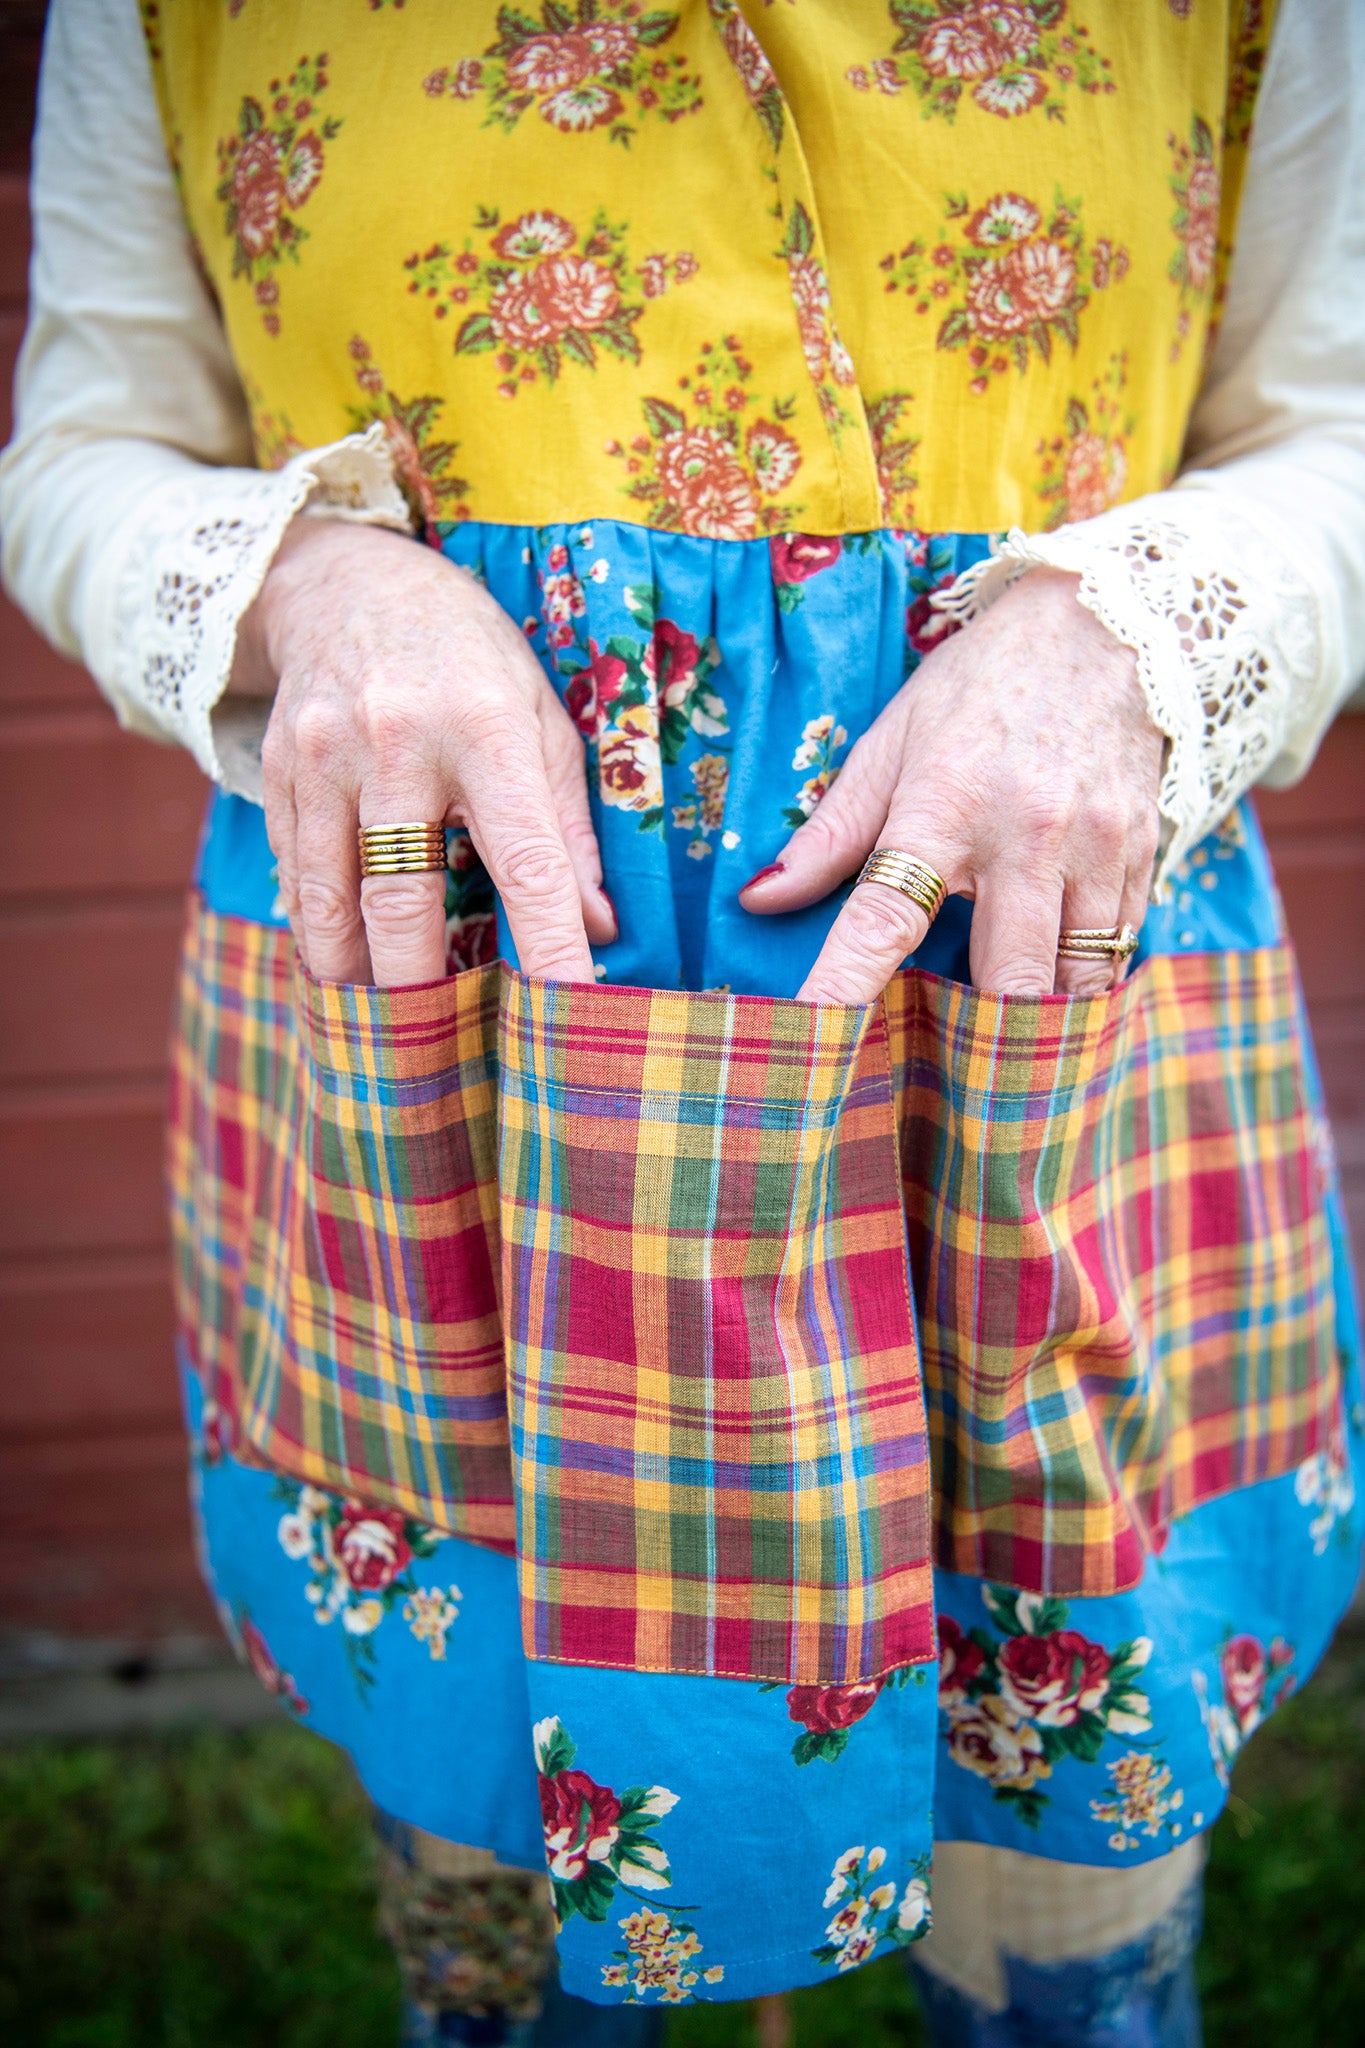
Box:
886;943;1340;1598
168;903;296;1436
169;896;517;1545
499;973;934;1687
246;950;518;1544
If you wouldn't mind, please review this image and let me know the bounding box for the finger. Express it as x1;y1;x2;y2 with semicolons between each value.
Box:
539;691;616;947
969;864;1065;997
355;785;450;990
260;714;300;932
458;728;595;984
293;778;373;985
739;718;903;913
796;817;964;1006
1054;864;1127;995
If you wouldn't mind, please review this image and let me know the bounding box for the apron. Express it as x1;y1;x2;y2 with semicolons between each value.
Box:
148;0;1364;2006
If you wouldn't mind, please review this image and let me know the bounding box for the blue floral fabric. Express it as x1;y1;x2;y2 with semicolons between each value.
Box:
188;520;1364;2008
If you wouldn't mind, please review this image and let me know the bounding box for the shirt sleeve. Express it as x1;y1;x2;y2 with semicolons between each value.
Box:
0;0;409;795
937;0;1365;890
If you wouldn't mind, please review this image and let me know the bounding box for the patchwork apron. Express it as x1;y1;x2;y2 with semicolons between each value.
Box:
149;0;1364;2007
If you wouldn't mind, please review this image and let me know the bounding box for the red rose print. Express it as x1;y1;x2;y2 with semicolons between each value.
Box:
491;211;576;262
1182;157;1221;292
937;1614;986;1705
655;427;759;539
565;637;629;737
332;1502;413;1592
282;130;324;208
906;584;960;656
506;33;596;96
489;274;559;350
539;1767;623;1882
232;129;284;259
769;533;842;585
533;253;621;331
997;1628;1111;1728
1004;238;1076;322
1220;1633;1268;1731
584;22;639;70
785;1678;884;1734
643;617;702;701
446;912;497;975
542;82;624;132
919;4;1038;80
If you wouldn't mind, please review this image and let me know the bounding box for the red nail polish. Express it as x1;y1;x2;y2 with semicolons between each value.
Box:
598;886;618;934
741;862;786;891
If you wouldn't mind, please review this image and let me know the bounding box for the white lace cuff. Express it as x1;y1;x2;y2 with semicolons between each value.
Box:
101;423;411;793
933;491;1322;892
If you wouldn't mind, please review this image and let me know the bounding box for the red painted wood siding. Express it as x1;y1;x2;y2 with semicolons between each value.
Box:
0;36;1361;1643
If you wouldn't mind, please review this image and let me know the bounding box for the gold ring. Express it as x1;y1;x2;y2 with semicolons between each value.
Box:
1057;923;1139;962
855;849;948;924
358;822;448;877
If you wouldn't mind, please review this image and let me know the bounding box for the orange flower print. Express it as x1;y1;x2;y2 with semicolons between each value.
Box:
880;187;1127;388
865;391;920;525
1034;354;1133;529
708;0;785;147
854;2;1113;121
609;337;805;538
345;335;473;534
405;207;695;392
1166;115;1222;362
1224;0;1272;150
781;201;859;437
425;4;702;147
214;55;341;334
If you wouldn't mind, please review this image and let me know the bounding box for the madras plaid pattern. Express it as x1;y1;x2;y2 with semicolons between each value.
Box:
886;946;1341;1597
169;900;1340;1670
168;907;296;1434
498;973;933;1686
170;898;517;1547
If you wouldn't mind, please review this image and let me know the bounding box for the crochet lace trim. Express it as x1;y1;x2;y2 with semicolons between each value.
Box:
109;424;410;788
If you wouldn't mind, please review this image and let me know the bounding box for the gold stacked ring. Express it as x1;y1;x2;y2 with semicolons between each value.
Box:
1056;923;1138;963
855;849;948;924
358;822;448;877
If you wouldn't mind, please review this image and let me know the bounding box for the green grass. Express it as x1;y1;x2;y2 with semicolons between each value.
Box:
2;1625;1363;2047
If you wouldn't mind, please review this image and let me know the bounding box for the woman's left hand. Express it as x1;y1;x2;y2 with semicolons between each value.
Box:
740;568;1164;1002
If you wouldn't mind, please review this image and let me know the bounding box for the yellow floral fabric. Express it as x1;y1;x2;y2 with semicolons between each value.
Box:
143;0;1273;537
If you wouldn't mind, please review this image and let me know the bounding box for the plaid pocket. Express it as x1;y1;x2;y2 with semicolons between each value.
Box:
246;953;518;1547
497;973;933;1686
168;906;295;1437
171;901;1340;1657
887;945;1341;1598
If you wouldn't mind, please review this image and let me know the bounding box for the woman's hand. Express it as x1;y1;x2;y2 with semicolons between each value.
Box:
740;569;1163;1002
231;519;614;989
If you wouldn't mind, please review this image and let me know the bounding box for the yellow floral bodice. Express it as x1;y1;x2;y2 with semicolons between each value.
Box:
143;0;1272;537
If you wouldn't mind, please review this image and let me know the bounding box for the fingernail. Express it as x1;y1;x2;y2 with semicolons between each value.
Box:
598;886;619;937
741;862;786;891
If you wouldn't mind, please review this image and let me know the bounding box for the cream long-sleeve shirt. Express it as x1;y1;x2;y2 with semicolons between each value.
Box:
2;0;1364;884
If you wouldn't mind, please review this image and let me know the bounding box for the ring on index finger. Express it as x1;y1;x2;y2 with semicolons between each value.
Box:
855;849;948;925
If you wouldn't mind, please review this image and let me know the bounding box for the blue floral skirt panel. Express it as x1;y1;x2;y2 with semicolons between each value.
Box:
188;520;1364;2008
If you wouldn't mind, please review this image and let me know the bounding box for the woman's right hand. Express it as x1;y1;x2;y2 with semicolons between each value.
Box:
230;518;615;989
